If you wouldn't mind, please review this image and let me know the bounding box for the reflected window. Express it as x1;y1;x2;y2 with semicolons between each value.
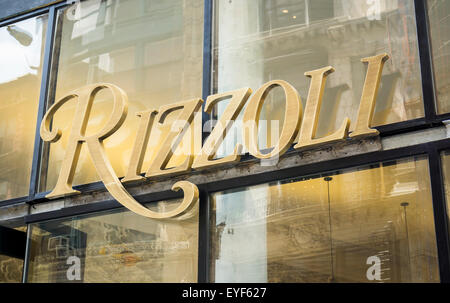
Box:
213;0;424;153
210;156;439;282
27;199;198;282
261;0;335;31
427;0;450;114
0;15;48;200
42;0;203;191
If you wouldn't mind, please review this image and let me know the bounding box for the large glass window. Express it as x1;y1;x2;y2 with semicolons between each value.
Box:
210;156;439;282
427;0;450;114
213;0;424;153
27;199;198;282
42;0;204;191
0;15;48;200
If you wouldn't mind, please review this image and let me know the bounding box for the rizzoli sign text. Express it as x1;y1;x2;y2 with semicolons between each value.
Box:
41;53;389;219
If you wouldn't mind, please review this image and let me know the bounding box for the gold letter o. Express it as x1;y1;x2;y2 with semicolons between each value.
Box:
243;80;302;160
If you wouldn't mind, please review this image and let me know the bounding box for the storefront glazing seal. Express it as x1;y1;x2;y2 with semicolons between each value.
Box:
40;53;389;219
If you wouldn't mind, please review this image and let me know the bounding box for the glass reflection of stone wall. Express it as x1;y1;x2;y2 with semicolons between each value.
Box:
210;156;439;283
427;0;450;114
0;255;23;282
27;199;198;282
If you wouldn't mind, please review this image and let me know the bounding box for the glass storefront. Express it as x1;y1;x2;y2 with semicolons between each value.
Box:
0;15;48;200
27;199;198;282
210;156;439;282
0;0;449;284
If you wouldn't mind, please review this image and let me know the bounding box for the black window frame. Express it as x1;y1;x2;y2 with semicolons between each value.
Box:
0;0;448;283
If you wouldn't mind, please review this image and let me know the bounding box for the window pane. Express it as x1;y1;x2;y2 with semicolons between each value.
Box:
213;0;424;152
210;156;439;282
43;0;203;191
0;225;26;283
0;15;48;200
427;0;450;114
442;151;450;234
27;199;198;282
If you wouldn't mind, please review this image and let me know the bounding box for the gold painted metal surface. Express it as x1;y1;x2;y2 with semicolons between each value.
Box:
27;197;199;282
166;181;199;219
145;98;203;178
243;80;302;160
295;66;350;150
41;83;128;198
192;87;252;170
41;83;199;219
122;110;158;183
349;53;390;139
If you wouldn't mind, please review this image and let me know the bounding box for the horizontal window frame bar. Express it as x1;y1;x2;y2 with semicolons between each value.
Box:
25;187;183;224
0;6;50;27
0;196;29;208
436;113;450;122
375;118;433;137
0;0;67;25
203;139;449;194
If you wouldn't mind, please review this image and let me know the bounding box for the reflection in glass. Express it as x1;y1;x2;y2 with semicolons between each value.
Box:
213;0;424;154
427;0;450;114
210;156;439;282
0;226;26;282
27;199;198;282
43;0;203;190
0;15;48;199
442;151;450;235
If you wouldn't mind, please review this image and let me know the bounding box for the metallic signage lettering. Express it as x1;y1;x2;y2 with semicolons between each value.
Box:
41;53;389;219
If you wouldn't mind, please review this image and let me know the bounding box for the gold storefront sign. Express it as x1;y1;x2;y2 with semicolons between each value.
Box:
41;53;389;219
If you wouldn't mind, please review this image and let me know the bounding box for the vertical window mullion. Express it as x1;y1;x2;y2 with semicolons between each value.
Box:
198;187;211;283
27;5;58;200
427;144;450;282
198;0;213;283
201;0;213;141
414;0;438;123
21;224;33;283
